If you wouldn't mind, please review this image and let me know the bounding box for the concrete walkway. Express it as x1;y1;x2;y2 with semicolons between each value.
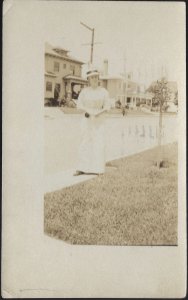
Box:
44;169;96;193
44;166;117;193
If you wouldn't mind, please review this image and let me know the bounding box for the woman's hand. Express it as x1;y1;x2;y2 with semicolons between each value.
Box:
94;109;106;118
85;112;90;118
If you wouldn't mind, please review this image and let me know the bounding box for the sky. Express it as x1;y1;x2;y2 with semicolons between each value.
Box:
43;1;185;87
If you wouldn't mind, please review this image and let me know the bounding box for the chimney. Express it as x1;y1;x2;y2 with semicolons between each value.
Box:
103;59;108;76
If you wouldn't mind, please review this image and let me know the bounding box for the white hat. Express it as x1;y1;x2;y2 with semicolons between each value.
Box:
86;68;100;78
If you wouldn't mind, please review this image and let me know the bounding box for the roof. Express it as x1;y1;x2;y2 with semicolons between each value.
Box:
45;42;85;65
45;71;57;77
45;43;62;58
52;46;70;53
63;75;88;82
100;74;125;80
126;91;154;99
100;74;138;86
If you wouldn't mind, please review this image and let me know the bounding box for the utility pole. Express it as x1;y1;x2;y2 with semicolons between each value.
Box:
80;22;94;65
156;77;168;168
122;51;128;115
90;28;94;64
80;21;102;66
121;51;128;156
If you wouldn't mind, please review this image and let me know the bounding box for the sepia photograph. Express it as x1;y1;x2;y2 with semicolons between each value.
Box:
44;2;178;246
2;0;186;298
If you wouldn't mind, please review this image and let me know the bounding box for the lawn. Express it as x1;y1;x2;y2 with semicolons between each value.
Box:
44;142;178;246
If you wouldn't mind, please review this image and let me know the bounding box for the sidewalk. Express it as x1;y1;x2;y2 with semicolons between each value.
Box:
44;110;177;193
44;166;116;193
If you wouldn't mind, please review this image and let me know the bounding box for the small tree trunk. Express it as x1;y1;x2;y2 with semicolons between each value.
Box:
157;102;163;168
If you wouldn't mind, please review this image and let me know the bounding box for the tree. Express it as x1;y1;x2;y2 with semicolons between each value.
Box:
153;77;171;168
147;80;171;111
174;91;178;106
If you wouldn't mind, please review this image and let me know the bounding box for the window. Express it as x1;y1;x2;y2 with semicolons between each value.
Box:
54;83;61;99
46;81;52;91
70;64;75;75
54;61;60;72
63;63;66;69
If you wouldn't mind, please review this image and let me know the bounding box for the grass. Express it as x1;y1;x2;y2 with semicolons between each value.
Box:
44;142;178;246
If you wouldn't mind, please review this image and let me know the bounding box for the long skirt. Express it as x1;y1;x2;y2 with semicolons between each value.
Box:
77;115;106;174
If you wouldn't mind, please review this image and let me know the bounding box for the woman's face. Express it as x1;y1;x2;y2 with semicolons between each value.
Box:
89;75;99;88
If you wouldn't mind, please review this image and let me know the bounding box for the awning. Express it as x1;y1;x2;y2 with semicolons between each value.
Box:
45;71;57;77
63;75;88;84
127;92;154;99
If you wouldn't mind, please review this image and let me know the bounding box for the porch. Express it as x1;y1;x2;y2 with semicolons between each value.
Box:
63;75;88;101
116;92;154;110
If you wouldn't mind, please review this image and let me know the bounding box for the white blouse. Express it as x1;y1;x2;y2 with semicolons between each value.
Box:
77;86;111;115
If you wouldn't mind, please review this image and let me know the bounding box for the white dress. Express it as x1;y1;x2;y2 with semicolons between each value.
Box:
76;86;111;174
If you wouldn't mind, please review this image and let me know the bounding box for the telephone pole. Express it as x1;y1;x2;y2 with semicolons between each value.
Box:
90;28;94;64
123;51;127;112
80;21;102;66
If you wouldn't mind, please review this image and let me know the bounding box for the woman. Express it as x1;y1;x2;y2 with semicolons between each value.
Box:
74;68;111;176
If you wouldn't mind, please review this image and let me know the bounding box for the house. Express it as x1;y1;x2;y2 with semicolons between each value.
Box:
99;60;153;109
44;43;88;105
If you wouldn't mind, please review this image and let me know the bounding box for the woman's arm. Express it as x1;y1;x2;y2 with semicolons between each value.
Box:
77;88;111;117
93;108;107;117
77;89;99;116
77;89;85;111
94;89;111;117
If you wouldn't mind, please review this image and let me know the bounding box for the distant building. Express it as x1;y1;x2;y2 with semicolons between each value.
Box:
99;60;153;109
44;43;88;104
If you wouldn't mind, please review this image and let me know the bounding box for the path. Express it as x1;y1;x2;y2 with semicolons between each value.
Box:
44;166;117;193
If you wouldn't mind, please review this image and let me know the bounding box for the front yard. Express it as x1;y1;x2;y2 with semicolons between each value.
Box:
44;142;178;246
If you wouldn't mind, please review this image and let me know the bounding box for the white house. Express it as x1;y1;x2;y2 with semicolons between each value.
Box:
99;60;154;109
